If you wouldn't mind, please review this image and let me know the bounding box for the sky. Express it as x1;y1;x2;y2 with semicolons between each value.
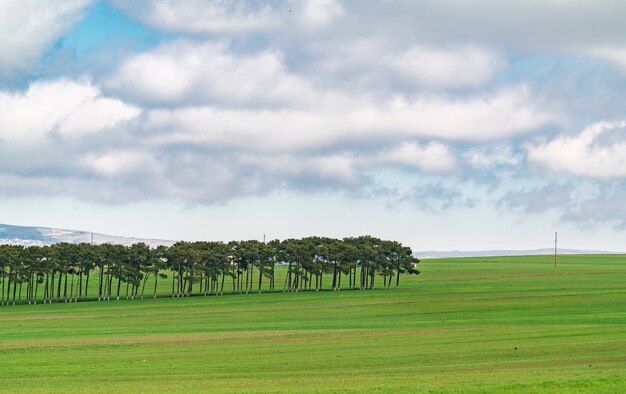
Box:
1;0;626;251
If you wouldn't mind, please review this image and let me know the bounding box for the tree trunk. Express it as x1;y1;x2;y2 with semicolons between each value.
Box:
236;264;240;293
360;263;364;290
43;273;49;304
108;274;113;300
7;268;13;304
153;271;159;299
350;265;357;289
34;278;40;304
188;263;194;296
70;270;76;302
63;271;68;302
198;272;203;295
245;264;250;294
6;268;12;305
98;266;104;301
78;271;83;298
141;273;150;300
220;271;225;296
178;269;183;297
105;269;111;300
84;270;90;299
50;272;55;303
284;261;292;292
292;262;297;292
26;272;32;305
396;265;401;288
361;267;370;290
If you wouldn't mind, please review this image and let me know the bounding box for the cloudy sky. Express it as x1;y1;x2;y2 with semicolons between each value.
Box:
1;0;626;251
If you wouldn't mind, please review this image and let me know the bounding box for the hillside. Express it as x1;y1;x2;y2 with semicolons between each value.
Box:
0;223;175;247
1;255;625;392
2;222;622;257
414;248;621;258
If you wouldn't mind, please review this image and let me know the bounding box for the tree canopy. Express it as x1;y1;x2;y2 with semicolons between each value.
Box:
0;236;420;306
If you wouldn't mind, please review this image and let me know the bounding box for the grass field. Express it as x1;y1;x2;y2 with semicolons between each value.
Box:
1;254;625;393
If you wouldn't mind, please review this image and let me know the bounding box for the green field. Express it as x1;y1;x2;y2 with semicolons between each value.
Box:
1;254;625;393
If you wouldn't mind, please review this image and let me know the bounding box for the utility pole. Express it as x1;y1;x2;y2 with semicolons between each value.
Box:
554;232;557;267
263;234;266;244
91;232;94;245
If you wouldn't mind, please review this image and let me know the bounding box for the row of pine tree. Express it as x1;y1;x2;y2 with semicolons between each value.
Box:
0;236;420;306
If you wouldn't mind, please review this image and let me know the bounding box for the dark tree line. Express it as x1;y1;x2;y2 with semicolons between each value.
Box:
0;236;420;306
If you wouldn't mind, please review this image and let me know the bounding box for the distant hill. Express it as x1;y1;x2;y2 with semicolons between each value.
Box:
0;223;175;247
414;248;622;259
2;223;622;256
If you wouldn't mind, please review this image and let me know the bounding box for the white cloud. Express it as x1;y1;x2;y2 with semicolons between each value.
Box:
351;85;556;141
465;146;522;168
112;0;278;33
83;150;157;177
589;46;626;71
0;79;140;143
383;142;457;173
392;45;505;89
301;0;344;28
138;84;555;156
0;0;92;80
309;154;356;182
527;121;626;178
106;41;314;107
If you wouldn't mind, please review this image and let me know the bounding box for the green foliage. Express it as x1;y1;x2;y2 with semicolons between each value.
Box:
0;237;418;305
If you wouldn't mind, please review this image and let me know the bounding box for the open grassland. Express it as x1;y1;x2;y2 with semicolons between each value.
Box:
1;254;626;393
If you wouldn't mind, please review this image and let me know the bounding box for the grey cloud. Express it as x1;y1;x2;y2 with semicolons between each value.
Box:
498;180;626;230
396;183;477;213
0;132;370;204
525;59;626;125
117;1;626;50
499;183;574;214
562;182;626;229
339;1;626;51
